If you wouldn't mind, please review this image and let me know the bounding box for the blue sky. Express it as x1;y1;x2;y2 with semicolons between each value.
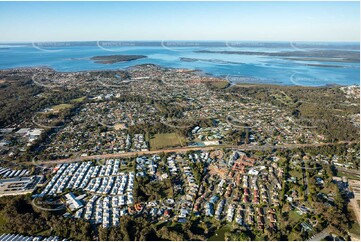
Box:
0;1;359;42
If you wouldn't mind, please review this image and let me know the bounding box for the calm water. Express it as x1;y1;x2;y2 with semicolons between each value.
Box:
0;43;359;86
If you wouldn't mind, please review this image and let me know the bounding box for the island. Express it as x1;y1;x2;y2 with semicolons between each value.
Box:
180;57;242;65
90;54;147;64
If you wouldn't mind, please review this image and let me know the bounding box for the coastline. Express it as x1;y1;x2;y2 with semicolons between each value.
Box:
0;63;358;88
1;43;359;87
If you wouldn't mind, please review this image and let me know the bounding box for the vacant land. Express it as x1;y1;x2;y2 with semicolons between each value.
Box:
51;103;73;111
150;133;186;150
0;211;6;233
209;224;232;241
209;80;230;89
337;171;359;180
70;96;86;103
288;210;302;224
289;170;302;179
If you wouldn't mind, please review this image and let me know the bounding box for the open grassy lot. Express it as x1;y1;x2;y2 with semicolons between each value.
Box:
51;103;73;111
137;178;173;201
0;212;7;233
208;224;231;241
289;169;303;179
209;80;230;89
288;210;302;224
337;171;360;180
349;219;360;236
150;133;186;150
320;185;338;194
70;96;86;103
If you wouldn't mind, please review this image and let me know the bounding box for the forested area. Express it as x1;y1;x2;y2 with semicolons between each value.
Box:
98;216;206;241
0;195;208;241
0;195;93;240
134;176;174;202
0;77;86;128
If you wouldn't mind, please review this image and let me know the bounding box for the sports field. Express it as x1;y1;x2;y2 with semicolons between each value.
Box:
150;133;186;150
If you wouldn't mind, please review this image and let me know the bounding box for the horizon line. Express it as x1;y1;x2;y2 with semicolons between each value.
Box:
1;40;360;44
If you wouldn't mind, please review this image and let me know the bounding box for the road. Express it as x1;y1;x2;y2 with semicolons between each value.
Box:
337;167;360;177
348;179;360;225
350;198;360;224
30;141;354;166
300;159;309;199
308;227;331;241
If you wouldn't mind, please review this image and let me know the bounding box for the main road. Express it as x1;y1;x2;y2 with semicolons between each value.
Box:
30;141;354;166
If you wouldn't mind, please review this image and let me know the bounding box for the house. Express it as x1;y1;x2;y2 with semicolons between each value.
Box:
203;140;220;146
316;177;324;185
64;192;83;211
164;209;171;218
28;129;44;142
205;202;214;216
179;208;189;218
287;177;297;183
301;222;313;231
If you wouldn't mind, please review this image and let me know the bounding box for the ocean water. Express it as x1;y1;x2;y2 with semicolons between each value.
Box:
0;43;359;86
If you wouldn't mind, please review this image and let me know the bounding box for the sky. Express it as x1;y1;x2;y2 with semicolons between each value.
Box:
0;1;359;42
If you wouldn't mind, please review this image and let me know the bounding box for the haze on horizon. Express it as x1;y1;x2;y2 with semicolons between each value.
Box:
0;1;359;43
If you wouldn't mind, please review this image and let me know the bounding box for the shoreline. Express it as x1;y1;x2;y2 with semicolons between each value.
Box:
0;64;359;88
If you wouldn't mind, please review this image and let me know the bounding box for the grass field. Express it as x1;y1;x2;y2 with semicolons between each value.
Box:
289;170;302;179
51;103;73;111
337;171;360;180
349;220;360;235
71;96;86;103
150;133;186;150
0;212;7;233
209;224;231;241
288;210;302;224
320;185;337;194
